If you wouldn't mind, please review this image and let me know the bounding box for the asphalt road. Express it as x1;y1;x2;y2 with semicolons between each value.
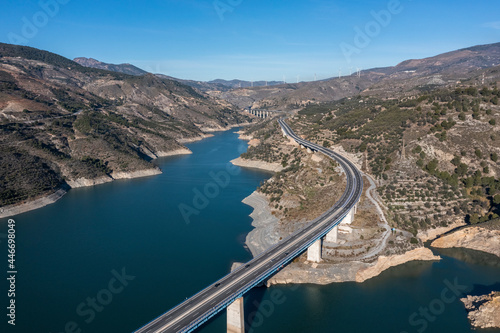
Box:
134;119;363;333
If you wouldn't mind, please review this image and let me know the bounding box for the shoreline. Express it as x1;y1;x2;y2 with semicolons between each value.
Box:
242;191;281;257
0;145;195;219
0;188;68;219
242;188;441;285
230;157;284;173
431;224;500;257
1;125;250;219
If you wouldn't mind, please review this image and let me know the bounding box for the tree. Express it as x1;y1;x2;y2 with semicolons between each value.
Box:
491;152;498;162
469;214;480;224
475;149;483;159
493;194;500;205
425;159;439;174
451;156;461;166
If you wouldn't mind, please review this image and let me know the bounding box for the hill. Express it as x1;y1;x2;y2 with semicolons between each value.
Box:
73;57;148;76
217;42;500;110
0;43;251;211
241;68;500;239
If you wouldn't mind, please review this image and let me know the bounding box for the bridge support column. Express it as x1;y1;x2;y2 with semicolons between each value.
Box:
227;297;245;333
307;239;322;263
227;263;245;333
325;225;338;243
346;207;354;224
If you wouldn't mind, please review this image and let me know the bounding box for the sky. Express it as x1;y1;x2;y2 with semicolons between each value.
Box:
1;0;500;81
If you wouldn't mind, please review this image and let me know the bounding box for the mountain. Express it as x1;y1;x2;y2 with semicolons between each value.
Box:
217;42;500;110
73;57;148;76
242;65;500;242
0;43;251;210
154;75;283;93
72;57;282;92
208;79;283;89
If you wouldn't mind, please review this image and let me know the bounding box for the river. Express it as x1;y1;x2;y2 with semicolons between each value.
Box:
1;128;499;333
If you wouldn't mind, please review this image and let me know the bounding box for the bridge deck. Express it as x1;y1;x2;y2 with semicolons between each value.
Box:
134;119;363;333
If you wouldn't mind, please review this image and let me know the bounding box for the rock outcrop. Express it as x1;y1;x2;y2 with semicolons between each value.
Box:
461;292;500;329
431;227;500;257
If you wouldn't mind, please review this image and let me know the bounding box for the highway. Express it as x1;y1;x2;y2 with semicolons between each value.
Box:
134;119;363;333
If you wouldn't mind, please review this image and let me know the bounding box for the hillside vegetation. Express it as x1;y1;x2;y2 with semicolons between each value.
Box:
0;43;250;208
255;79;500;236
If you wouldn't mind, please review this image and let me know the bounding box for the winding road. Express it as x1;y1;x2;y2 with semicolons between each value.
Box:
134;119;363;333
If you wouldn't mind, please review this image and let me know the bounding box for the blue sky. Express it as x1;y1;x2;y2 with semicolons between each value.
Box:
2;0;500;81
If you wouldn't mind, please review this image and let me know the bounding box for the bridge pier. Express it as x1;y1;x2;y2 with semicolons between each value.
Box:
345;207;354;224
308;205;357;262
227;297;245;333
307;239;322;263
227;263;245;333
325;225;338;243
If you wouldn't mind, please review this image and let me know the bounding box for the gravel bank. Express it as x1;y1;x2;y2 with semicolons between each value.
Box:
243;191;281;257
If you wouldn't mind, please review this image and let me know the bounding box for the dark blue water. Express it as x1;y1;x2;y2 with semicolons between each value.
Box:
1;128;499;333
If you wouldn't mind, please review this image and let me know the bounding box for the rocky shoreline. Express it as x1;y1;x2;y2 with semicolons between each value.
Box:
431;225;500;257
242;192;281;256
355;248;441;282
0;126;249;220
156;148;192;157
0;188;68;219
417;220;467;242
231;157;284;173
241;189;441;285
0;146;192;219
461;292;500;329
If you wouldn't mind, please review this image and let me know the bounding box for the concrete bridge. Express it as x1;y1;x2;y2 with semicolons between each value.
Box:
245;108;284;119
134;119;363;333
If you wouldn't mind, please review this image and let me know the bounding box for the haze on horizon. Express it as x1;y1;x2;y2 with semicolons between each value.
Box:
2;0;500;81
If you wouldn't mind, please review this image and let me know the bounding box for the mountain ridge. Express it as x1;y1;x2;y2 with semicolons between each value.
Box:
73;57;148;76
0;43;251;211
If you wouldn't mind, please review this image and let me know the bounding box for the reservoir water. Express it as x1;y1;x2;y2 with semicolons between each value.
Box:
1;128;499;333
